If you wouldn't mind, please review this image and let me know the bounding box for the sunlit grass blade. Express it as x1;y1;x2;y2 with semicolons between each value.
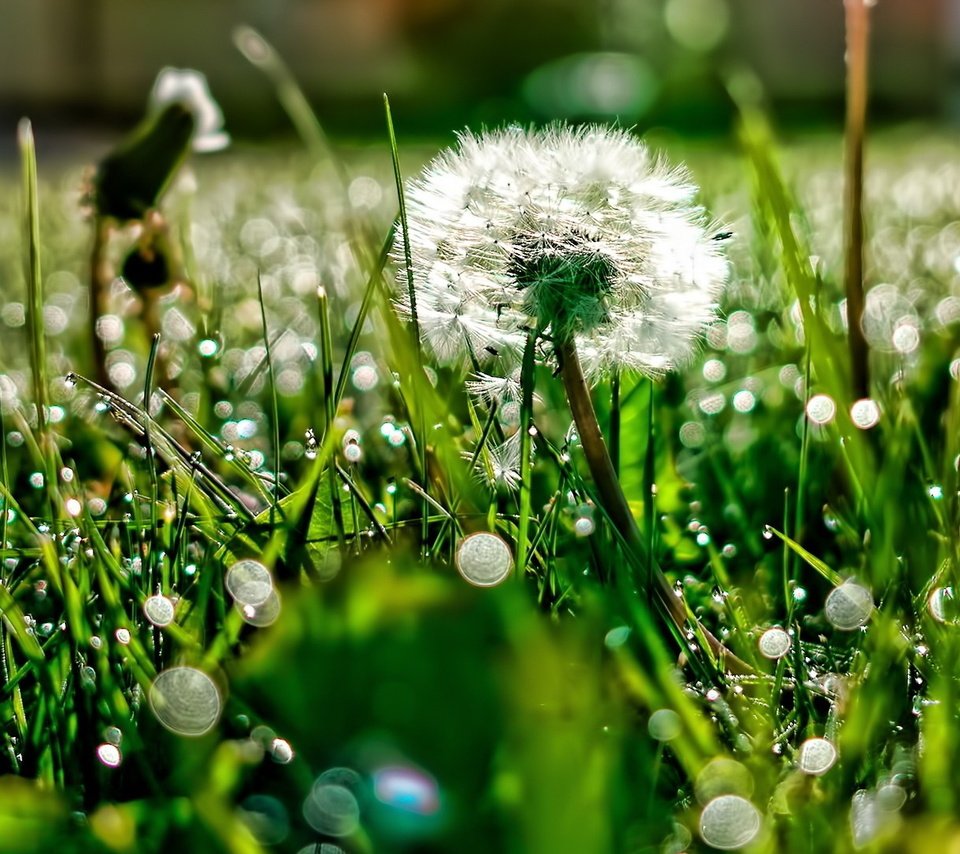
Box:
385;93;431;551
257;272;283;523
515;330;537;577
763;524;844;586
232;25;328;160
17;119;56;511
843;0;872;400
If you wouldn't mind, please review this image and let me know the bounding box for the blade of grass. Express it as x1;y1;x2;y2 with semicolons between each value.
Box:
256;272;283;524
843;0;872;400
17;120;55;507
317;286;346;548
384;94;429;553
143;334;161;585
763;524;844;587
515;330;537;578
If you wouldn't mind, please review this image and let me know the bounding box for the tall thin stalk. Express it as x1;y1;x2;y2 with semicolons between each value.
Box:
843;0;872;400
89;218;112;390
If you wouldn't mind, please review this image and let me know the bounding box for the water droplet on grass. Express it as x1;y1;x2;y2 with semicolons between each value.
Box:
806;394;836;425
928;587;960;624
149;667;222;736
455;532;513;587
225;559;273;607
573;516;595;537
758;627;791;659
798;737;837;775
825;582;873;630
270;738;294;764
302;784;360;837
96;743;122;768
144;595;175;627
238;588;282;627
648;708;682;741
699;795;761;850
850;398;880;429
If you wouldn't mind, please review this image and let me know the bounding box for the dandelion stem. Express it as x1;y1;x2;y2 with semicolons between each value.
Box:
843;0;871;400
555;336;749;674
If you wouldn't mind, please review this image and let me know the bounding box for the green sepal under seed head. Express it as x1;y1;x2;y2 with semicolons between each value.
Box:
512;246;617;341
93;103;195;221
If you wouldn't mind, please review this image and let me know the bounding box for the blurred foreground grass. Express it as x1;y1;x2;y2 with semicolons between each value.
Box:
1;125;960;852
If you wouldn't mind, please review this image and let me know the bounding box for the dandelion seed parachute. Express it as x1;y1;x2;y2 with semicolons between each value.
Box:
393;124;728;381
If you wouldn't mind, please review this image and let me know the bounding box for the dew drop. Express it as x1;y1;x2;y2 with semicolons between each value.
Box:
573;516;595;537
96;743;122;768
699;795;761;850
238;588;282;627
144;595;175;628
270;737;294;764
648;708;682;741
758;627;791;659
825;581;873;630
225;559;273;607
303;783;361;837
148;667;222;736
806;393;836;426
798;737;837;776
850;398;880;429
928;587;960;624
198;338;220;358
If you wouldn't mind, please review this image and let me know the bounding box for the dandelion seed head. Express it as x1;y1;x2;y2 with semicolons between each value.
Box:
150;68;230;153
395;125;727;379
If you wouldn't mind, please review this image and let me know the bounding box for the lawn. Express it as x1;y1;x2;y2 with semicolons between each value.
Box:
2;82;960;853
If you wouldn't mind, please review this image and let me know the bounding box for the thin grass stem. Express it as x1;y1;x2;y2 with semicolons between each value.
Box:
843;0;872;400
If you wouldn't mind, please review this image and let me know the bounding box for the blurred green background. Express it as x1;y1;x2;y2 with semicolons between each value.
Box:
0;0;953;141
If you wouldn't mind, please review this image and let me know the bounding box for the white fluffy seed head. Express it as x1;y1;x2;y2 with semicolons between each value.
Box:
394;125;728;381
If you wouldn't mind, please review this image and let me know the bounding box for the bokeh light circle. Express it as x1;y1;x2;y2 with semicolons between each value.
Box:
455;532;513;587
148;667;222;736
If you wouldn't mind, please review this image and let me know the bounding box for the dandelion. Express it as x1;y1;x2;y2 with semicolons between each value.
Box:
396;124;744;670
472;430;525;492
394;125;727;379
149;68;230;154
89;67;228;391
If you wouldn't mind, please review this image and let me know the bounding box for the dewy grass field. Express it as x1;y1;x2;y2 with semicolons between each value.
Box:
3;24;960;853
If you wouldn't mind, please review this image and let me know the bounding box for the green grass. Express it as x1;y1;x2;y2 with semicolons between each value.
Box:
2;112;960;853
